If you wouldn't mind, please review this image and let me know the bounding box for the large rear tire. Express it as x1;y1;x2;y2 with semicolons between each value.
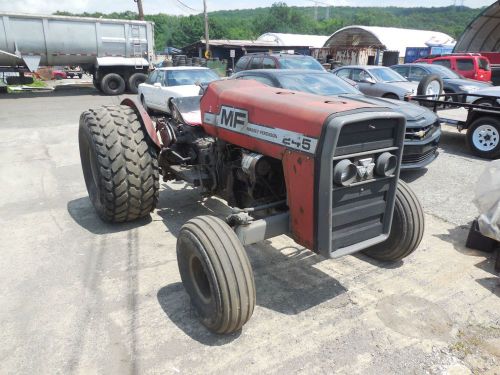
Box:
78;105;159;222
362;181;424;262
127;73;148;94
177;215;256;334
101;73;126;95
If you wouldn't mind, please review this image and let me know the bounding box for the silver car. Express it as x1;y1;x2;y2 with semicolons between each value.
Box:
332;65;419;100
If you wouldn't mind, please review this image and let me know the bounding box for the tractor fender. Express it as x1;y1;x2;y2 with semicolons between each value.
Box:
120;97;161;149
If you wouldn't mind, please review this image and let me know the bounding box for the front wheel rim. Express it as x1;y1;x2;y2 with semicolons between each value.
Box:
472;124;499;152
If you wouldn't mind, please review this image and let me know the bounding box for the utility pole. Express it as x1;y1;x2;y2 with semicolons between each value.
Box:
203;0;210;59
134;0;144;20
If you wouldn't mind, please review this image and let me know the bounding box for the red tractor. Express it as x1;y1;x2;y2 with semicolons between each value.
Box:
79;80;424;334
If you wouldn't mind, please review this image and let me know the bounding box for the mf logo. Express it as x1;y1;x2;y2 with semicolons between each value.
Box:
219;106;248;129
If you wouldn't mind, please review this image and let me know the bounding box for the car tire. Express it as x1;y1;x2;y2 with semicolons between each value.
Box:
473;98;498;107
78;105;159;222
176;215;256;334
362;181;424;262
382;93;400;100
127;73;148;94
466;116;500;159
417;74;443;100
78;74;83;79
100;73;126;95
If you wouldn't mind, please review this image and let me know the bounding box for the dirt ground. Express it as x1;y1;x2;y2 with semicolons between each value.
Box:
0;89;499;375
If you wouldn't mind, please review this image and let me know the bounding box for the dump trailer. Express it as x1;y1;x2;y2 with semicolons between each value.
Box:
0;12;155;94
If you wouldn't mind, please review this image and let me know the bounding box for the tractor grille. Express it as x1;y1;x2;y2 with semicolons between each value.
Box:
331;179;391;251
315;113;406;258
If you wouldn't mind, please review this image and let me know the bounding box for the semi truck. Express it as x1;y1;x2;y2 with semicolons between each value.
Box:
0;13;155;94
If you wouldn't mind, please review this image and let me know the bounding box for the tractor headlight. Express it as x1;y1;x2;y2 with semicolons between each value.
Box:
375;152;397;177
333;159;357;186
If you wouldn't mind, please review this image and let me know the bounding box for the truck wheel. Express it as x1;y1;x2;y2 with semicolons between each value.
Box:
362;181;424;262
101;73;126;95
177;215;256;334
78;105;159;222
466;117;500;159
93;77;102;92
127;73;148;94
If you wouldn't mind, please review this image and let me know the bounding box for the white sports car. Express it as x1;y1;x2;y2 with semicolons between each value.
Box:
138;67;220;113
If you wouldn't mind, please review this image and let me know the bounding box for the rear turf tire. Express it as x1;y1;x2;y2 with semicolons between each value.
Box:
362;181;424;262
177;215;256;334
78;105;159;222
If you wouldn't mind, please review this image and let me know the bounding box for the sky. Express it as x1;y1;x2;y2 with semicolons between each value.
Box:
0;0;494;16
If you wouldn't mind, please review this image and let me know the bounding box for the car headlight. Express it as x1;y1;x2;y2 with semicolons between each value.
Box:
458;85;480;92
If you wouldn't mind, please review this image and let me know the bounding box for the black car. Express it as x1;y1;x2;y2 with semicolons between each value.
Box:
233;53;325;73
231;69;441;170
391;63;492;102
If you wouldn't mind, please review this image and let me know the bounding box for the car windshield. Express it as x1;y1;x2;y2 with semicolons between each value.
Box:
166;69;219;86
424;64;461;79
277;73;360;96
367;68;408;83
278;56;325;71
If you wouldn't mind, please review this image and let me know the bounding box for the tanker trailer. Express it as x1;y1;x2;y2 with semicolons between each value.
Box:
0;13;155;94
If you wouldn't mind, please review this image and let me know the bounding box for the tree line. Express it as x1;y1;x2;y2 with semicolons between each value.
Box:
55;3;483;51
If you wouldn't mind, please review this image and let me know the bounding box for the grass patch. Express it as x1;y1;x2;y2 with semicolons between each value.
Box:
5;79;49;93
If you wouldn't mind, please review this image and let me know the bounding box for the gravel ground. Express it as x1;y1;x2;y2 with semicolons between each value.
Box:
0;89;498;375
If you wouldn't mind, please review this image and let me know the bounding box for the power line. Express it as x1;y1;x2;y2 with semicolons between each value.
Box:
175;0;201;12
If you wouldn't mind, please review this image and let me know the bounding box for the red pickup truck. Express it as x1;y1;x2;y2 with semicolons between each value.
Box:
415;54;492;82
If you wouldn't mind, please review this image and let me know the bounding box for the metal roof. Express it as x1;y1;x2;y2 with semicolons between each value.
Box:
323;26;455;56
454;1;500;52
257;33;330;48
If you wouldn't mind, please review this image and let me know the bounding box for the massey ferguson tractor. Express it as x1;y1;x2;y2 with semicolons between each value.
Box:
78;79;424;334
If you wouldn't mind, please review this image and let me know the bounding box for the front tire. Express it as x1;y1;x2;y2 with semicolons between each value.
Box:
362;181;424;262
177;215;256;334
466;116;500;159
78;105;159;222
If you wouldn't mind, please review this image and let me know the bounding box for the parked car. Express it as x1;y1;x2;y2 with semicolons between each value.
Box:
51;69;67;80
391;63;492;103
63;66;83;79
414;54;492;82
138;67;219;113
233;53;325;73
231;69;441;170
332;65;419;100
465;86;500;106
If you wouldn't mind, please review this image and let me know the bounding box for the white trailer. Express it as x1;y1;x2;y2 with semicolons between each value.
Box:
0;13;155;94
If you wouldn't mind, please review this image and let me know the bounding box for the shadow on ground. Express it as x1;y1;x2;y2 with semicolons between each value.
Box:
155;183;349;343
0;87;101;99
67;196;152;235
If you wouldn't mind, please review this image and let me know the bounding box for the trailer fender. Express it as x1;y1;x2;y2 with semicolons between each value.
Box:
120;98;161;149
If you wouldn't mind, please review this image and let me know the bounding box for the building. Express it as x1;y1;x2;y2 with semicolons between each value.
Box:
182;33;330;65
313;25;455;66
454;0;500;84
